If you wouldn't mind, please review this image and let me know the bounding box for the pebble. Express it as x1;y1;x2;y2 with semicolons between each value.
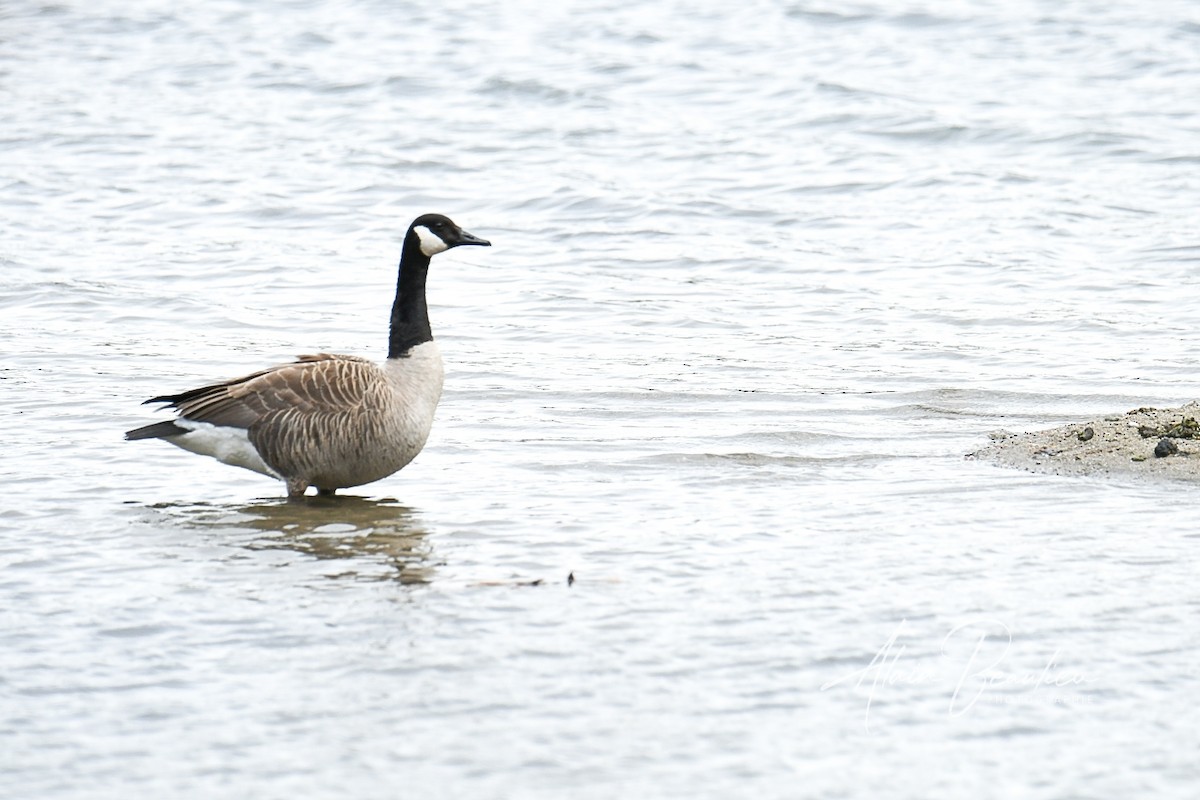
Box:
1154;438;1178;458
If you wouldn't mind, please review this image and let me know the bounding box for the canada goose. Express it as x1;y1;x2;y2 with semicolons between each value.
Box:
125;213;490;498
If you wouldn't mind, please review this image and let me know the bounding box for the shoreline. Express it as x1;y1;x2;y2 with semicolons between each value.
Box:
968;402;1200;483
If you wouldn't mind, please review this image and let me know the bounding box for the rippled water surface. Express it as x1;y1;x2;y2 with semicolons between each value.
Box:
3;1;1200;797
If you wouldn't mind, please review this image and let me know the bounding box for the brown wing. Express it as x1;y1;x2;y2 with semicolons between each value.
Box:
147;353;376;428
147;353;392;479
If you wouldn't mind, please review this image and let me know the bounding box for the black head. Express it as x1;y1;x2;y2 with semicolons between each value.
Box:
408;213;491;257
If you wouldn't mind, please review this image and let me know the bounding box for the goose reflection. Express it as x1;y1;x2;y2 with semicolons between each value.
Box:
245;495;435;584
155;495;436;584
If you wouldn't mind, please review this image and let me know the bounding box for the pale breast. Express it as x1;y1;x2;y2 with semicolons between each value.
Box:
303;341;445;489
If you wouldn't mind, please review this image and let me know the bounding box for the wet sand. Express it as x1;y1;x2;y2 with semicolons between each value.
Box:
969;402;1200;483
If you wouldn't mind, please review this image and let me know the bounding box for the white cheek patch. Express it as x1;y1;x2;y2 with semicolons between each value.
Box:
414;225;449;256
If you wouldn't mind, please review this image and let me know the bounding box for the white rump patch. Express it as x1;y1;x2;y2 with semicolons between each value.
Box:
167;420;279;479
413;225;449;257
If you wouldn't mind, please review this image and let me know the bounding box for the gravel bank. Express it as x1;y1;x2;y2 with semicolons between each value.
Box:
969;402;1200;483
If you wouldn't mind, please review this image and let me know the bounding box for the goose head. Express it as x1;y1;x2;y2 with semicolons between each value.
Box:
409;213;492;257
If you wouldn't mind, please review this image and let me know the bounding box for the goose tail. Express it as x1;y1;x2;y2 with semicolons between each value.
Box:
125;420;189;441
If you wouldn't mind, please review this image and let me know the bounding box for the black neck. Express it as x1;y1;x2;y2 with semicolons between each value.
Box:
387;235;433;359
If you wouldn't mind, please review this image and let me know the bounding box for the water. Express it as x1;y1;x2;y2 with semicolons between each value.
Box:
3;0;1199;796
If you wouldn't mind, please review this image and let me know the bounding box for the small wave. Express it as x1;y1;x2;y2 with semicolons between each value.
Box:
477;77;572;104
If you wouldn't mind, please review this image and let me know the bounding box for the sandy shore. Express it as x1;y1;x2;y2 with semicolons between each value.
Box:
968;402;1200;483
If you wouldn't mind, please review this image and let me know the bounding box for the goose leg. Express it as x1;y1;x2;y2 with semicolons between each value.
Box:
316;487;337;497
286;478;309;498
